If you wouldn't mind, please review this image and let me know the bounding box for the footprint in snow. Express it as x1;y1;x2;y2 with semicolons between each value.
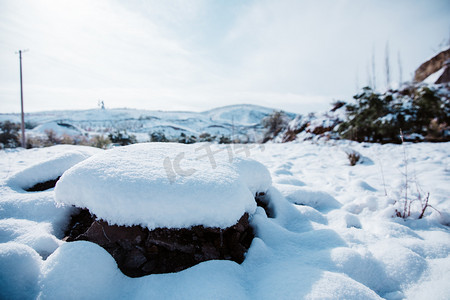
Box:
278;186;342;212
274;176;306;187
274;169;294;176
345;213;362;229
352;180;377;192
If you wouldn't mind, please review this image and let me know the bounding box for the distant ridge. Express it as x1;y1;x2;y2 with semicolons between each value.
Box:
0;104;297;142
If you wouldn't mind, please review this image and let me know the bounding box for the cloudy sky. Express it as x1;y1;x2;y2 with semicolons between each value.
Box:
1;0;449;114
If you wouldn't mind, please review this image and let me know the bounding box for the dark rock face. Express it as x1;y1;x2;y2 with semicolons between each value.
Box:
26;176;61;192
435;64;450;84
255;192;275;218
63;208;96;241
64;209;254;277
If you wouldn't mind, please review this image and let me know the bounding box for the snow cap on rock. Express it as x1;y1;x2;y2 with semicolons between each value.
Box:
7;150;93;191
55;143;272;230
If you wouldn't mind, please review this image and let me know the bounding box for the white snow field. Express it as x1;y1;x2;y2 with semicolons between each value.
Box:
0;141;449;299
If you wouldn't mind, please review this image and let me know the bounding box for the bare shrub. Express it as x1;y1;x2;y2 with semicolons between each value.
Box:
345;149;361;166
90;135;111;149
45;129;61;145
26;136;46;148
395;130;437;219
60;134;75;145
262;111;291;142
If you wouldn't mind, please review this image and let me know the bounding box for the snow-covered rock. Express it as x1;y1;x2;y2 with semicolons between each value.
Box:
7;150;94;191
55;143;272;230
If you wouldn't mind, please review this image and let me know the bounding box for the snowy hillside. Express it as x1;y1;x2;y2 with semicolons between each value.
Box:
1;141;449;299
0;104;291;142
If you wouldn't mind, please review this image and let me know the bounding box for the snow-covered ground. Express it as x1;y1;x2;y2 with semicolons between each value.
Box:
1;141;449;299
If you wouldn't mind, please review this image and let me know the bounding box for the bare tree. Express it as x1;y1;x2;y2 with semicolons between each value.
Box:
397;51;403;86
385;42;391;90
371;46;377;90
366;61;373;89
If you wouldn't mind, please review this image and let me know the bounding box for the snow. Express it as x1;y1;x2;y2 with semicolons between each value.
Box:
0;219;61;259
0;242;42;300
38;241;124;299
7;150;94;191
0;145;101;237
377;113;395;124
55;143;271;229
423;67;445;84
276;185;342;211
30;121;85;138
1;141;450;299
273;106;345;143
204;104;292;126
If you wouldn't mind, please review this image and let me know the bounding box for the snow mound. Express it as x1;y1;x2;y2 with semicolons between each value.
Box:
203;104;277;126
0;146;103;235
0;242;42;300
277;185;342;211
330;247;390;293
7;150;93;191
305;271;382;299
55;143;272;229
0;219;61;258
39;241;124;299
30;121;85;137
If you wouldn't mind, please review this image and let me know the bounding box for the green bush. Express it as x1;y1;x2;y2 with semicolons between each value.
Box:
178;133;196;144
198;133;215;142
149;131;169;143
338;84;450;143
109;130;137;146
218;135;231;144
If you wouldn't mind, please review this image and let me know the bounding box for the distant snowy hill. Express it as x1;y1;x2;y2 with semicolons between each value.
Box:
0;104;294;142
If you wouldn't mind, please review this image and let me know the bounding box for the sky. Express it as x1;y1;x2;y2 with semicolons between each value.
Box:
0;0;449;114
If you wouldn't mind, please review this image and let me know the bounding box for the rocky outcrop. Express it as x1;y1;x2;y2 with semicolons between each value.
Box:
414;48;450;83
64;209;254;277
435;62;450;84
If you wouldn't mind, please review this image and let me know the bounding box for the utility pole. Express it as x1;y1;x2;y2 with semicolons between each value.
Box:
231;116;235;144
16;49;28;148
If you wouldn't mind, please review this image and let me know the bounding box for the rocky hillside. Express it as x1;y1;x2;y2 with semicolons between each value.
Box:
273;83;450;144
414;47;450;84
270;48;450;144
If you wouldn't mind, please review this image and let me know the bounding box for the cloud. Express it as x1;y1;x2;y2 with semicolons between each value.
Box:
0;0;449;114
219;0;450;95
